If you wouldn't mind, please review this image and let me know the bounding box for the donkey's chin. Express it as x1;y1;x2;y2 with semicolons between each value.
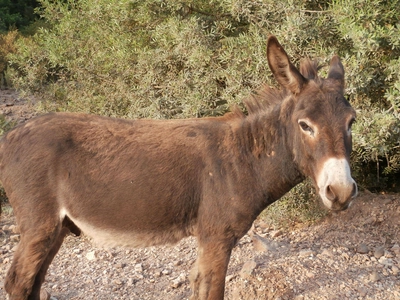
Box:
320;194;354;211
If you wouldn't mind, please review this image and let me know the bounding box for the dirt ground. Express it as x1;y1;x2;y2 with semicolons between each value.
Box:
0;89;399;299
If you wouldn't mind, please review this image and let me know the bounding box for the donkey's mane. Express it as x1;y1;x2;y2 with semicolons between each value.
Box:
299;59;321;81
242;59;321;115
243;86;287;115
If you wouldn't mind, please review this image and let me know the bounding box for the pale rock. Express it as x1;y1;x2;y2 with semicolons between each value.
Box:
378;257;393;266
391;244;400;256
321;249;333;257
384;250;394;258
9;225;20;234
134;263;143;273
40;289;50;300
391;265;399;276
299;249;315;257
271;229;283;238
86;251;97;261
357;286;367;297
174;260;183;266
251;234;278;252
306;271;315;278
10;235;19;242
370;271;380;282
240;260;257;278
162;269;171;275
171;277;184;289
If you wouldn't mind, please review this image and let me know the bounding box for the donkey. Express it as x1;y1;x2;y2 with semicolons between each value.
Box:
0;36;357;300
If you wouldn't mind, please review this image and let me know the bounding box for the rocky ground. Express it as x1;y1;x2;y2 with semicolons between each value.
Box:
1;193;399;300
0;89;399;299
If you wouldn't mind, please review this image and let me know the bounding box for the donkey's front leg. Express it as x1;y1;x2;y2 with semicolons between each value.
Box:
189;238;234;300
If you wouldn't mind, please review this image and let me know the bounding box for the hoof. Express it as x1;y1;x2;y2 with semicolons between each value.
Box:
40;289;51;300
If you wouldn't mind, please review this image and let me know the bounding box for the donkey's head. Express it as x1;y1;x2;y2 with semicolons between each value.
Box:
267;36;357;211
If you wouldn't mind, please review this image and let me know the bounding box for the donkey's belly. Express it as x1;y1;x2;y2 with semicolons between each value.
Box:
61;208;192;248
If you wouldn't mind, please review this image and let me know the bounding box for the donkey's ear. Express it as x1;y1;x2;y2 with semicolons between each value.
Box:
267;36;307;95
327;55;344;86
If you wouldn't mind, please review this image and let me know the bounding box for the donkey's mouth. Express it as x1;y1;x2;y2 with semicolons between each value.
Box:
328;199;353;211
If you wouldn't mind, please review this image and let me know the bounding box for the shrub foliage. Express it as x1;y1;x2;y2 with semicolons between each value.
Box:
4;0;400;195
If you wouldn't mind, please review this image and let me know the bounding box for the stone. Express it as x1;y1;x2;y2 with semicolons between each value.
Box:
115;263;125;269
113;279;123;285
370;271;380;282
240;260;257;278
171;277;184;289
9;225;20;234
40;289;50;300
391;244;400;256
134;263;143;273
356;243;369;254
251;234;278;252
384;250;394;258
373;246;385;259
391;265;399;276
153;270;162;277
85;251;97;261
306;271;315;278
10;235;19;242
299;249;315;257
162;269;171;275
174;260;183;266
357;287;367;297
378;257;393;266
321;249;333;257
271;229;283;238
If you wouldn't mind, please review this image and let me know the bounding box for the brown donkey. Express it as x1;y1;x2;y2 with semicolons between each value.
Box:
0;36;357;300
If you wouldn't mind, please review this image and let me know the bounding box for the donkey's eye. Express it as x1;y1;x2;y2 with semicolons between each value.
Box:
299;120;314;136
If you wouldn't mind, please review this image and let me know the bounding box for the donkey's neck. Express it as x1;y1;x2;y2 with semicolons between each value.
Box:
234;108;304;203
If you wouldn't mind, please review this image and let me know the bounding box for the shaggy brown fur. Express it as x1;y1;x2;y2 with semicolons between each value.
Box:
0;36;357;300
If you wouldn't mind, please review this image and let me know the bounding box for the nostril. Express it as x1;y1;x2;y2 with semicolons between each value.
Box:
325;185;337;202
351;183;358;198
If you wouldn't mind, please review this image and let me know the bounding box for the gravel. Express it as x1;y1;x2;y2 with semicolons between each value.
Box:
1;193;399;299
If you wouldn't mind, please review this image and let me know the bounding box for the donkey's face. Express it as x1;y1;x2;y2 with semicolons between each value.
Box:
291;78;357;211
267;37;357;211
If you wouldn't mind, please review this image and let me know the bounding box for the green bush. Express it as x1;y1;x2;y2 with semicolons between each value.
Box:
4;0;400;216
0;0;39;32
260;180;327;229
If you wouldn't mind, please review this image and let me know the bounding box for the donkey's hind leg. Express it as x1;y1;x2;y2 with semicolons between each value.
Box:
4;221;63;300
29;225;73;300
